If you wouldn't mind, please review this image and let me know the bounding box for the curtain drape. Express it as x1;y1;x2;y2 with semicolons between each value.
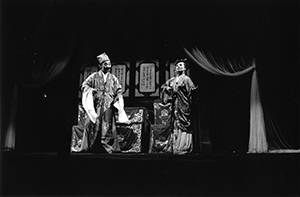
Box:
3;1;77;151
3;57;70;151
248;70;268;153
184;47;268;153
4;84;18;150
19;57;70;88
185;47;299;154
184;48;254;76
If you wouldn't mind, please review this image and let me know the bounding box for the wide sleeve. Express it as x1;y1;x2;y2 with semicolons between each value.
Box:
82;88;97;123
81;72;96;93
81;72;98;123
185;76;196;92
161;78;174;104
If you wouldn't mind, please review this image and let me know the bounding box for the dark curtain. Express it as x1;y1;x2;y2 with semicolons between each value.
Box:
2;1;81;152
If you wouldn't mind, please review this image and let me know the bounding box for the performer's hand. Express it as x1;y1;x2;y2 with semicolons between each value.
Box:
92;89;98;99
92;88;98;95
166;86;172;91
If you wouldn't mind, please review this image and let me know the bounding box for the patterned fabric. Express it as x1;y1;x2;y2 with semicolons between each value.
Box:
77;103;87;125
149;100;173;153
116;107;147;153
71;125;88;152
71;106;148;153
71;104;88;152
149;124;173;153
153;100;172;125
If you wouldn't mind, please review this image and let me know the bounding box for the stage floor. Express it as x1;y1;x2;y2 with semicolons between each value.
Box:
1;151;300;196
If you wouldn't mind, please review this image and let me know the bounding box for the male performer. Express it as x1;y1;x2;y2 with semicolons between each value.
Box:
81;52;126;153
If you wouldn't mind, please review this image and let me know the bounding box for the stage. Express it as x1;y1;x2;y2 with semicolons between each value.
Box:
1;151;299;196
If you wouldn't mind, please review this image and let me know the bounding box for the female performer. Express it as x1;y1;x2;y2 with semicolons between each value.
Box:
151;58;197;154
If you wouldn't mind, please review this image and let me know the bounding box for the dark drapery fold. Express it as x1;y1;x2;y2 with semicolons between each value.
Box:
184;47;299;153
3;1;79;150
19;57;70;88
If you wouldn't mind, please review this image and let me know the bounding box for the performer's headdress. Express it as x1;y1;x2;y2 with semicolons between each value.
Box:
97;52;110;65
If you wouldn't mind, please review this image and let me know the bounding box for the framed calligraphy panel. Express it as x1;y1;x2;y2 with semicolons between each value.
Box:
111;62;130;97
135;60;159;97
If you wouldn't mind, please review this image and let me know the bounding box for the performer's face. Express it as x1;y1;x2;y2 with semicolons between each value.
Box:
101;60;111;73
175;62;185;72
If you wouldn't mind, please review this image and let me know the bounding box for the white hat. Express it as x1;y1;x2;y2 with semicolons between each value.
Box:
97;52;110;64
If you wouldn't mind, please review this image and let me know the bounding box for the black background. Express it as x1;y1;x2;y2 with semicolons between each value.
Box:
1;0;299;152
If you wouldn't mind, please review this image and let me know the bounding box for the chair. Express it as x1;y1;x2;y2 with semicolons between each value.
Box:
148;99;173;153
115;107;149;153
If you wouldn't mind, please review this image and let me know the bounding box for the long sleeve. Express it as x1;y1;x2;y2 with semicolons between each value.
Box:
82;88;97;123
81;72;98;123
82;72;97;93
186;76;196;92
161;78;174;104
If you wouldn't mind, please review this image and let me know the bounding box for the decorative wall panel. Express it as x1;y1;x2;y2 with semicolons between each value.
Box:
111;62;130;97
135;60;159;97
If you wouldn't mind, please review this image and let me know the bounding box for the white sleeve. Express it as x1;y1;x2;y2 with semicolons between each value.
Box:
82;88;98;123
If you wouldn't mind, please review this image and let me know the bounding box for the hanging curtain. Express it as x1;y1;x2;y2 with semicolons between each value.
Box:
184;47;300;153
3;57;70;151
184;48;254;76
4;85;18;150
184;47;269;153
3;1;79;151
2;1;78;151
248;70;268;153
19;57;70;88
184;48;300;153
